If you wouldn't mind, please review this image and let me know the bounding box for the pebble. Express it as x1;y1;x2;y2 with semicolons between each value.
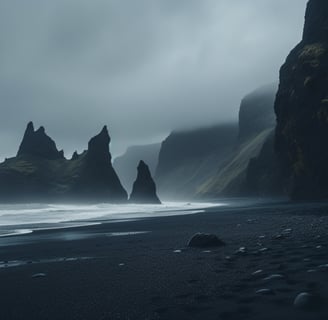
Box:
173;250;182;253
32;273;47;278
256;289;274;295
318;264;328;270
235;247;247;254
252;270;263;276
273;234;285;240
263;274;284;281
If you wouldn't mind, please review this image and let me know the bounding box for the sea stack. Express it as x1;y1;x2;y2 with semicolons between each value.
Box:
17;121;64;160
129;160;161;204
275;0;328;199
73;126;128;202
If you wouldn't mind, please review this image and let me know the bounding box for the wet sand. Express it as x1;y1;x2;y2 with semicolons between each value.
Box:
1;201;328;319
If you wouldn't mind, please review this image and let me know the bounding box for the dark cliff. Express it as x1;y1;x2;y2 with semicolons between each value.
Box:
275;0;328;199
197;84;277;198
129;161;161;204
155;124;238;199
238;84;277;141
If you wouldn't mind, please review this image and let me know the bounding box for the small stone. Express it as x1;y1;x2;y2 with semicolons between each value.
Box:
187;233;226;248
263;274;284;281
318;264;328;270
32;273;47;278
173;250;182;253
307;269;316;273
256;289;274;295
252;270;263;276
273;234;285;240
235;247;247;254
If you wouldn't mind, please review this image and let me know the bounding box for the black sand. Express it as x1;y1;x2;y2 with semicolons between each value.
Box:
1;201;328;319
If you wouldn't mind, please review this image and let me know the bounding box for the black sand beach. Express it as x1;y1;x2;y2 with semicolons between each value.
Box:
1;201;328;320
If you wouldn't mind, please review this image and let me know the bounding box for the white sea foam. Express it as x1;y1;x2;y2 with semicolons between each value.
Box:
0;202;223;237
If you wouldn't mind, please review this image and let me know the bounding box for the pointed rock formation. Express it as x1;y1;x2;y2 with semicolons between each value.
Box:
0;122;127;203
71;151;79;161
275;0;328;199
73;126;128;202
129;160;161;204
17;121;64;160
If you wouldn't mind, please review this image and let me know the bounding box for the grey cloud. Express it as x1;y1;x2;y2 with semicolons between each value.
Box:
0;0;308;159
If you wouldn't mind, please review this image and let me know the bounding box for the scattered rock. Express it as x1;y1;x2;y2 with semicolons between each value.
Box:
235;247;247;254
32;273;47;278
273;234;285;240
187;233;226;248
256;289;274;295
293;292;317;310
263;274;284;281
252;270;263;276
318;264;328;271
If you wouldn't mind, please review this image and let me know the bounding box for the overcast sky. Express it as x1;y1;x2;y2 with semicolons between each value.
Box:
0;0;308;159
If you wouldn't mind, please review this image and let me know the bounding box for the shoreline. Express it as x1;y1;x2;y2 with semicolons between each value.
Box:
1;201;328;319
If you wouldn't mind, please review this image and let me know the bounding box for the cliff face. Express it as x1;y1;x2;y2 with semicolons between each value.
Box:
238;84;277;141
196;84;277;198
155;124;238;199
0;123;127;202
155;84;277;200
275;0;328;199
129;161;161;204
113;143;161;193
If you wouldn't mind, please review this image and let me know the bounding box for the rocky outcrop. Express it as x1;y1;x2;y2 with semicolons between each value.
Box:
129;161;161;204
17;122;64;160
113;143;161;193
72;126;128;201
0;123;127;203
275;0;328;199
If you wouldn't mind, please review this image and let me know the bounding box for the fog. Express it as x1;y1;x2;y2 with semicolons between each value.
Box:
0;0;307;159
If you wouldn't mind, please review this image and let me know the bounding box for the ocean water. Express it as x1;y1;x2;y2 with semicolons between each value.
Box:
0;202;222;237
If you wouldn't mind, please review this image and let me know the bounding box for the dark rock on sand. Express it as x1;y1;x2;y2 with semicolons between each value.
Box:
255;289;274;295
188;233;225;248
294;292;318;310
129;161;161;204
